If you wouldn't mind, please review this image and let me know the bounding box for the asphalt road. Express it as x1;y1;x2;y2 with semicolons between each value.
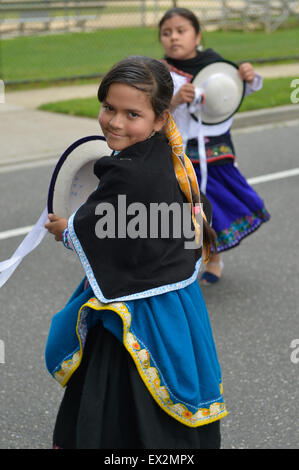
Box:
0;120;298;449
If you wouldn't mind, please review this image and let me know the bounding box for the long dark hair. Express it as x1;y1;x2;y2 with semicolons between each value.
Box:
202;209;217;260
98;55;173;118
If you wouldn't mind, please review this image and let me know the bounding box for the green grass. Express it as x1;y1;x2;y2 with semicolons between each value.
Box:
2;27;162;82
40;96;100;117
5;76;101;92
2;26;299;83
238;77;298;111
201;28;299;63
38;77;297;117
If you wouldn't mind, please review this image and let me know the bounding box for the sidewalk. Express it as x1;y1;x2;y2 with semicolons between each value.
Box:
5;83;99;110
0;103;100;166
1;63;299;166
4;63;299;109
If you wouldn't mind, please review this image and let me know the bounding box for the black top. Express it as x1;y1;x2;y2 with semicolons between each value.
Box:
165;48;224;77
72;133;202;300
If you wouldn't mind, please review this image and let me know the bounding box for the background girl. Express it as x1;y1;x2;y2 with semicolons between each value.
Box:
45;56;227;449
159;7;270;284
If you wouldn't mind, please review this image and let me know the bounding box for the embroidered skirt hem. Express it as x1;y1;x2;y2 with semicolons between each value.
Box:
194;162;270;252
52;321;221;449
46;279;227;448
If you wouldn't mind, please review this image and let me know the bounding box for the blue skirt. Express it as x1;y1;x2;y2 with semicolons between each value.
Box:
45;277;227;435
194;162;270;252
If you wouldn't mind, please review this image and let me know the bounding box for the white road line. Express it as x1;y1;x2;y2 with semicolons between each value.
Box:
0;158;58;174
0;226;34;241
233;119;299;135
0;167;298;242
247;167;299;185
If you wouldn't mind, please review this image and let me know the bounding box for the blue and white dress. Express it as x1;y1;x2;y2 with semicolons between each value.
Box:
46;231;227;438
45;134;227;448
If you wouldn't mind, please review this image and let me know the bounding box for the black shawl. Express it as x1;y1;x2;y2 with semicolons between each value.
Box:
68;133;202;302
165;48;224;78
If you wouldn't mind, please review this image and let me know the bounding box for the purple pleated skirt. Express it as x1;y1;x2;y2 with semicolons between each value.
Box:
194;162;270;252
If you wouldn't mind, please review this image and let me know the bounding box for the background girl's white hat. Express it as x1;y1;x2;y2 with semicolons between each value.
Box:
192;61;245;125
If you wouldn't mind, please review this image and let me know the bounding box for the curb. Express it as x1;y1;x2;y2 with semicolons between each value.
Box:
233;104;299;129
1;103;298;169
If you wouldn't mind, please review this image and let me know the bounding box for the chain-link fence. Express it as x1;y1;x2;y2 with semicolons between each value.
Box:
1;0;299;36
1;0;299;83
0;0;224;38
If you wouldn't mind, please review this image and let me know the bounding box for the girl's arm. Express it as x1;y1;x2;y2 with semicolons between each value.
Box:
45;214;68;242
239;62;263;96
45;214;74;250
169;71;196;112
170;83;196;111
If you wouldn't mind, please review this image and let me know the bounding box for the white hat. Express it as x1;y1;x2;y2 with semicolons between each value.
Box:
47;136;110;219
192;61;245;125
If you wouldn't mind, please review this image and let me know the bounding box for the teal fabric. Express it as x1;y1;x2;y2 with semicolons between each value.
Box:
45;278;224;414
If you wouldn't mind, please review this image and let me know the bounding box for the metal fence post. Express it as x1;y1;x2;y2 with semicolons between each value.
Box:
221;0;229;31
141;0;146;27
154;0;160;24
265;0;271;32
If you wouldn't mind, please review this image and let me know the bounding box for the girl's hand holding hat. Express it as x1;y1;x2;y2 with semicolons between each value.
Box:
45;214;68;241
171;82;195;109
238;62;255;85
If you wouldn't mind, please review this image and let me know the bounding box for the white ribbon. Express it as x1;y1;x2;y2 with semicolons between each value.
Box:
188;87;208;194
0;208;49;288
